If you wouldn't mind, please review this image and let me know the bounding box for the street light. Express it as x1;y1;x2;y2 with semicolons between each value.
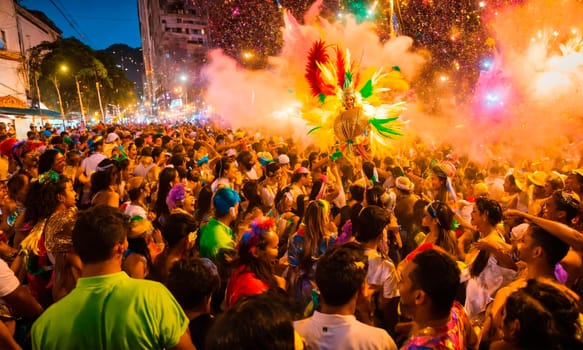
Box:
74;76;86;126
52;65;68;127
61;65;87;126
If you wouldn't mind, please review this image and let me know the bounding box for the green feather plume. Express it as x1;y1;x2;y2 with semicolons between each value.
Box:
360;79;374;98
344;72;353;88
369;117;403;138
307;126;323;135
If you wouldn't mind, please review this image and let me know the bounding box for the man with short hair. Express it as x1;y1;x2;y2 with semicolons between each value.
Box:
31;206;194;350
199;187;241;260
166;258;220;350
399;249;475;350
518;223;569;279
294;243;397;350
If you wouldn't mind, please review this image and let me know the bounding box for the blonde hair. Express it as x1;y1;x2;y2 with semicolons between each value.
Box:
299;200;330;270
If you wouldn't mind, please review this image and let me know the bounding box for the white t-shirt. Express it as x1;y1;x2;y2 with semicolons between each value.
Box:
211;177;231;193
365;249;400;299
294;311;397;350
0;258;19;297
81;153;107;177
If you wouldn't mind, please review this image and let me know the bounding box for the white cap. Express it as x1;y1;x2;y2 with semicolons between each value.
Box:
106;132;120;143
278;154;290;164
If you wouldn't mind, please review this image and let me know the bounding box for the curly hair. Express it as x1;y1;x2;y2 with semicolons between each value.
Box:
22;172;69;224
38;149;60;174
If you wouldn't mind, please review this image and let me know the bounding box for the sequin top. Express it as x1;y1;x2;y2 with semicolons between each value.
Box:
45;207;77;255
400;302;469;350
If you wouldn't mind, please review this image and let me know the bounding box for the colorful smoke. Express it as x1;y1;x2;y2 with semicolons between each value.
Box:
437;0;583;164
202;1;425;144
203;0;583;166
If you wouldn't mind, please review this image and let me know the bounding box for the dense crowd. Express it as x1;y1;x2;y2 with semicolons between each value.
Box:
0;120;582;349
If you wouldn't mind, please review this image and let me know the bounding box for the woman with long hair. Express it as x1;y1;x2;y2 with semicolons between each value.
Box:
211;156;239;192
429;165;456;206
273;186;300;258
16;171;77;306
123;176;151;220
153;166;179;227
465;197;515;317
149;212;197;282
225;217;284;308
286;199;336;308
90;158;120;208
194;185;213;228
421;201;460;259
124;141;138;175
241;180;265;217
259;162;282;209
166;183;196;216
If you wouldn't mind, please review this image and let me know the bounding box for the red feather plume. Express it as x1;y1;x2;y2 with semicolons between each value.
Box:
336;46;346;89
305;40;335;97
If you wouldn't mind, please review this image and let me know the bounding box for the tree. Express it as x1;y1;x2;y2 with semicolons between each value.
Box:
32;38;137;117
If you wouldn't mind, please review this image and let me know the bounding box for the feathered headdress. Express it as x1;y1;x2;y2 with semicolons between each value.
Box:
302;40;410;158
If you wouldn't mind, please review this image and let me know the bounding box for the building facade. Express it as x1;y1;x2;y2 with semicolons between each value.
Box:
0;0;61;106
137;0;209;116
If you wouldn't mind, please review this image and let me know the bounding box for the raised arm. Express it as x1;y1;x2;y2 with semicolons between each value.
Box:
505;209;583;252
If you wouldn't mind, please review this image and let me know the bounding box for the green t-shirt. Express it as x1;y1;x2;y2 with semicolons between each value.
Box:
199;217;235;259
32;271;188;350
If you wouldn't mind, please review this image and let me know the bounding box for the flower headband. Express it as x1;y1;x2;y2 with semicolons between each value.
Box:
166;183;187;209
38;170;60;184
240;217;275;249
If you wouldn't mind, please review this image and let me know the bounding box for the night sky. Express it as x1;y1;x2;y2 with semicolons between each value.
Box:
19;0;141;50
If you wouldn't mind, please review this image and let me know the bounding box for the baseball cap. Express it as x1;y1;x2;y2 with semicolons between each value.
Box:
106;132;120;143
295;167;310;174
